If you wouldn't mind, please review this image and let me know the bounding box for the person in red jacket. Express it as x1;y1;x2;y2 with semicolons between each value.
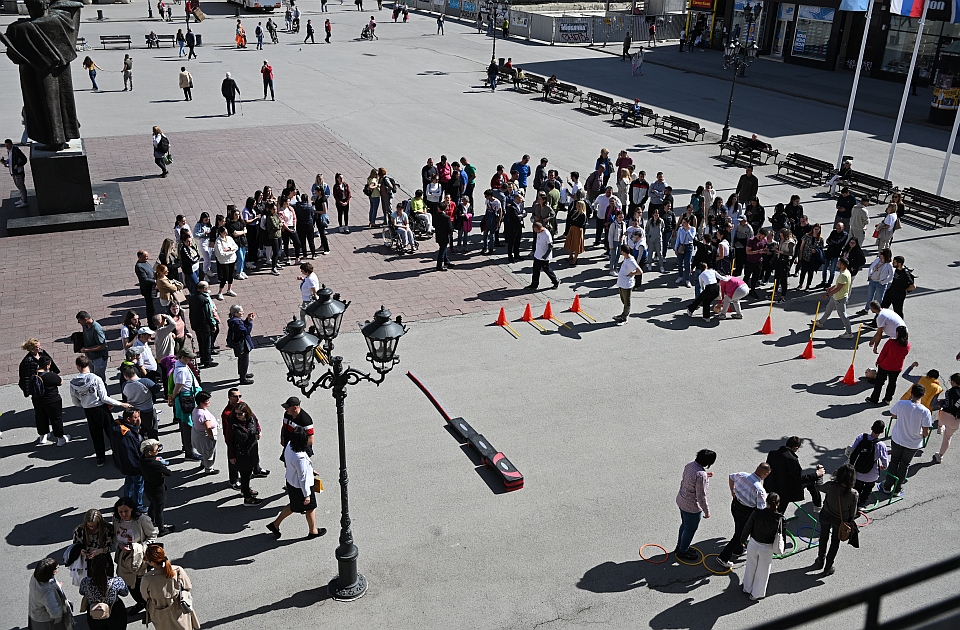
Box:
867;326;910;406
261;60;275;100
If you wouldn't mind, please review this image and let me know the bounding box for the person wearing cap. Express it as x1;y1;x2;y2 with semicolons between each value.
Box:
109;409;146;512
280;396;314;458
121;365;160;440
169;348;203;461
132;326;162;389
140;439;175;536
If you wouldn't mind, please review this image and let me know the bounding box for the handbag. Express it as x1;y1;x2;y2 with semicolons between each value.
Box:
171;289;186;304
178;390;196;415
676;242;687;256
176;569;194;614
872;227;880;239
837;490;853;542
773;518;785;555
312;473;324;493
163;152;174;165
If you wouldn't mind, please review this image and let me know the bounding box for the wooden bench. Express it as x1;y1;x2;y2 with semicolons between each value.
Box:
654;115;706;142
719;135;760;164
146;34;177;48
580;91;613;115
101;35;132;49
901;187;959;229
482;68;514;88
610;102;659;127
517;73;545;94
776;153;834;185
546;82;581;104
843;170;895;205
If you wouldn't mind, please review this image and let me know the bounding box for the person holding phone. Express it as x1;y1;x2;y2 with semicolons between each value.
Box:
674;449;716;562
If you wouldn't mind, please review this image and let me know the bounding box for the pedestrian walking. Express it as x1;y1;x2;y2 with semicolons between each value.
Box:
151;126;169;178
176;28;186;56
847;420;889;509
866;325;910;405
814;257;855;338
236;19;248;48
221;72;240;116
715;462;771;569
815;464;859;576
185;28;197;59
304;19;315;43
526;222;559;291
631;48;643;76
82;56;103;91
881;384;932;495
178;66;193;101
740;492;783;600
2;139;29;207
141;545;202;629
674;449;715;561
261;60;275;100
935;373;960;463
267;427;326;539
622;31;631;60
325;18;332;43
487;57;498;91
122;54;133;91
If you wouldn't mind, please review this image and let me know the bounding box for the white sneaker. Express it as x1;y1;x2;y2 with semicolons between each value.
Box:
224;290;237;297
37;433;53;446
214;293;224;300
57;435;71;447
237;273;248;280
609;270;617;276
684;282;692;288
271;268;281;276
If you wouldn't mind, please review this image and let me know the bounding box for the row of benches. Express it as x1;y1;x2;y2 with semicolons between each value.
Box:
719;134;780;166
582;93;706;142
98;34;179;49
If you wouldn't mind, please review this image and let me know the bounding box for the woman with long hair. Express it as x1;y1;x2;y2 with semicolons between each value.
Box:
112;497;157;615
227;401;263;505
264;202;283;276
816;464;859;575
158;238;180;284
796;223;824;290
740;492;784;600
166;302;191;357
867;326;910;405
178;231;201;293
213;226;238;301
773;228;796;303
140;544;200;629
935;373;960;464
120;311;142;351
68;509;116;584
332;172;351;234
267;427;326;539
155;264;184;310
82;56;104;91
861;247;894;314
366;168;381;227
79;554;130;629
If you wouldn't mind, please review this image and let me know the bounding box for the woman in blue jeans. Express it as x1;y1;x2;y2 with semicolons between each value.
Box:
82;57;103;91
366;169;381;227
675;449;716;561
860;248;893;314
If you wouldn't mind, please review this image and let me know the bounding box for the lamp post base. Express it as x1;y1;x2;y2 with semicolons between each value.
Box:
328;573;367;602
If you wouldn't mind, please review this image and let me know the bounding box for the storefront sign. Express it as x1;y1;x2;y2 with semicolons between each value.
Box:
797;5;835;21
448;0;460;9
794;31;806;52
558;22;589;43
778;3;795;20
691;0;714;9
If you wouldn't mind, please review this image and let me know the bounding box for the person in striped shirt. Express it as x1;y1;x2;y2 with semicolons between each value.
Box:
716;463;771;569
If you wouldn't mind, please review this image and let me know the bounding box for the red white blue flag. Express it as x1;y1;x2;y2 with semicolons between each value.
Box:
889;0;925;17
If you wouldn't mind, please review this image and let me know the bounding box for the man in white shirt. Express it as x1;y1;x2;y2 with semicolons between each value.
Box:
868;301;906;354
686;263;719;320
132;327;162;387
881;384;932;496
614;245;642;325
592;187;621;247
526;222;559;291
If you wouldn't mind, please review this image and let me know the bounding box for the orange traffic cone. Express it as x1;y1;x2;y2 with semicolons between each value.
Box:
495;308;508;327
842;364;857;385
759;316;773;335
570;295;584;313
800;339;815;360
521;304;535;322
540;301;555;320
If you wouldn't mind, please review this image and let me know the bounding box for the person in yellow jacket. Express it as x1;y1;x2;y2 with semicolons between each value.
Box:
899;362;943;411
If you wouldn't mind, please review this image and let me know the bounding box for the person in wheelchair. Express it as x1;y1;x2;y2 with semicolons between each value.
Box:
409;190;434;235
361;24;372;40
390;202;416;253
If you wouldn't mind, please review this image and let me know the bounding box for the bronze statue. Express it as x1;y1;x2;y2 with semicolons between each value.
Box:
1;0;82;151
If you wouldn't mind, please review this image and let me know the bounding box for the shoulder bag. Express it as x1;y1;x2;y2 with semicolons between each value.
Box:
176;568;194;615
772;517;785;555
837;490;853;542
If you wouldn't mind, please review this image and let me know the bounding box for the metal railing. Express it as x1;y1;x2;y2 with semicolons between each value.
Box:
751;554;960;630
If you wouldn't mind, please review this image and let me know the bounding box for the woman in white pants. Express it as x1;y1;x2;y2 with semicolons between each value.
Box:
716;274;750;319
740;493;784;601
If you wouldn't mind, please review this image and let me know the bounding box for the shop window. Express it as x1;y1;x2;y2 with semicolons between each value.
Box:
792;6;835;61
881;16;939;77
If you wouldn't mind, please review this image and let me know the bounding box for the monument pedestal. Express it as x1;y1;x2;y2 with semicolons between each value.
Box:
30;139;94;215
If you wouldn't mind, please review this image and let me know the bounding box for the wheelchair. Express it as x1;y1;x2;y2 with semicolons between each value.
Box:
382;224;418;254
411;212;431;238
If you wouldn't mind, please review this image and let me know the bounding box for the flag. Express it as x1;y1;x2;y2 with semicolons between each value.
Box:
840;0;869;11
890;0;925;17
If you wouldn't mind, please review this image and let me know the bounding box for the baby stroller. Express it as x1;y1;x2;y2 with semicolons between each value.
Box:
360;24;374;40
291;16;300;33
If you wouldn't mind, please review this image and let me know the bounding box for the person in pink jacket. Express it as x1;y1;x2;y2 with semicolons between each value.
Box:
716;273;749;319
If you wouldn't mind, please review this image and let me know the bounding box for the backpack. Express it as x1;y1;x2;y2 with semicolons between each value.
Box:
158;135;170;154
849;434;878;474
21;373;43;398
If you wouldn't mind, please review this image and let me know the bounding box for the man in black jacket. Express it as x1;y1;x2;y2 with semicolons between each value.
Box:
110;409;145;512
188;281;218;368
820;222;849;288
880;255;914;319
735;166;758;206
221;72;241;116
185;28;197;59
135;250;157;320
433;207;454;271
2;139;28;208
503;193;526;264
764;436;824;512
140;438;175;535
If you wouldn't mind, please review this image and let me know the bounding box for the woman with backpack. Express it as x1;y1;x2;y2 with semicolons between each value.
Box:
79;554;130;629
796;223;824;291
815;464;859;576
151;126;169;178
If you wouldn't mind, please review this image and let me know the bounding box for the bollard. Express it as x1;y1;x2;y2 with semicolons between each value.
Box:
97;9;103;20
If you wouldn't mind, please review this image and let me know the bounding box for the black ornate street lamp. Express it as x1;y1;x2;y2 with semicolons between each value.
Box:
275;294;407;602
720;39;760;144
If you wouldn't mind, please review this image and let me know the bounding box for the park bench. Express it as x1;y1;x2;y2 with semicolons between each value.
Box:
653;115;706;142
482;68;513;88
518;73;545;94
146;34;177;48
776;153;833;185
719;135;760;164
843;170;895;205
610;102;659;127
101;35;132;49
546;82;581;104
900;187;959;229
580;91;613;115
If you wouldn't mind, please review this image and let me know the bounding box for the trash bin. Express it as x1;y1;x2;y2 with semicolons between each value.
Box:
195;33;202;46
498;57;505;67
96;9;103;19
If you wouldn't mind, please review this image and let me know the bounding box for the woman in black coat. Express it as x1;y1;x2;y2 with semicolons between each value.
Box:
816;463;860;576
227;401;262;506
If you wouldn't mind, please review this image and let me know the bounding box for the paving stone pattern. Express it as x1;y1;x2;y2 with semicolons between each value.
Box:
0;123;530;386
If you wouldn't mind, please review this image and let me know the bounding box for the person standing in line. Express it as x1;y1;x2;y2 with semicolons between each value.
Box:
503;192;526;263
213;226;238;300
935;373;960;464
527;222;559;291
141;545;201;629
686;263;720;320
262;60;275;100
815;464;859;576
221;72;240;117
79;553;130;627
19;339;65;444
814;257;855;339
325;18;332;43
190;391;219;475
740;492;783;601
613;244;642;325
27;558;73;630
76;311;109;383
433;203;454;271
33;355;69;447
881;384;932;495
70;356;133;467
674;217;696;287
135;250;158;321
674;449;715;561
715;462;771;569
151;126;169;178
227;401;264;506
187;282;218;368
110;409;146;512
866;325;910;406
847;420;889;509
178;66;193;101
267;427;326;539
185;28;197;59
304;19;315;43
139;439;175;536
226;304;255;385
121;54;133;91
763;436;824;512
168;348;203;461
121;364;159;440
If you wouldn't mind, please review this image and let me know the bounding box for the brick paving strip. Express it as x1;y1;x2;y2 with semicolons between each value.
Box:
0;123;533;386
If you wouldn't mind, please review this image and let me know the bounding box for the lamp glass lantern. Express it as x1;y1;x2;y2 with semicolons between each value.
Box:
304;285;348;343
747;42;760;59
360;306;406;372
276;318;320;381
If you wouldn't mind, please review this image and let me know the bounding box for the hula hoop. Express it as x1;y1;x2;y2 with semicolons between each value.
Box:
639;543;668;564
856;510;871;527
796;526;821;546
676;546;704;566
702;554;732;575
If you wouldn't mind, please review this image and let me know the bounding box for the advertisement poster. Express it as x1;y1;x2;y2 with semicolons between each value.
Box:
558;22;589;43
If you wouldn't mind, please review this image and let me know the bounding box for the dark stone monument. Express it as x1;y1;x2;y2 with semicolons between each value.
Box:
30;140;94;215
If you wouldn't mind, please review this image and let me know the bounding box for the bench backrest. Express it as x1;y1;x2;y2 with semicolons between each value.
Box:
904;188;957;207
848;170;892;187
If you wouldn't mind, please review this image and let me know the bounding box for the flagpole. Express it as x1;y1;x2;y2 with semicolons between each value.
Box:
837;0;875;171
937;103;960;196
885;0;930;180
